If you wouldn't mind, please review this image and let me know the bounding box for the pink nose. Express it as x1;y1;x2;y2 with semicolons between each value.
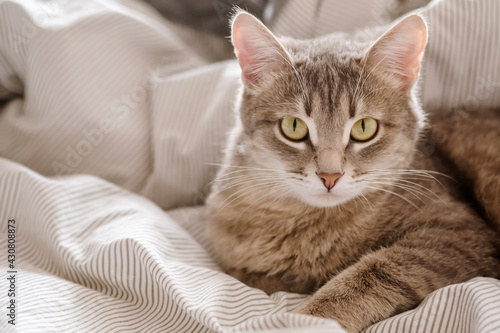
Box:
317;173;343;190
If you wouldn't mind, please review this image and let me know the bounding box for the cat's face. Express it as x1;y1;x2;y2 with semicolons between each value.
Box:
230;12;427;208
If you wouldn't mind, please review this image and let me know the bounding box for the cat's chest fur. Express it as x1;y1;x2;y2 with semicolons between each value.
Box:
207;189;388;293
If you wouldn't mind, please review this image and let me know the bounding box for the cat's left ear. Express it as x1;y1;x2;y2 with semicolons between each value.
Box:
362;14;427;91
231;11;293;88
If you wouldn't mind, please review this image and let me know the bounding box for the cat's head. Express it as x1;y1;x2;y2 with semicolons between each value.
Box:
228;11;427;208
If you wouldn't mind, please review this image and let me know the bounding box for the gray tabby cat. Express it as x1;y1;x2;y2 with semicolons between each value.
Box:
206;10;500;332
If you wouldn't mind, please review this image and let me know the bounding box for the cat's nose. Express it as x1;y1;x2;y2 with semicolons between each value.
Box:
317;173;343;190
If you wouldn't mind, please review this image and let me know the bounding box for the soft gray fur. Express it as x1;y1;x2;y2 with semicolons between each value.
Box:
207;11;500;332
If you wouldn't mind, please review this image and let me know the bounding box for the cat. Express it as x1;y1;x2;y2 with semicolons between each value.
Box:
206;10;500;333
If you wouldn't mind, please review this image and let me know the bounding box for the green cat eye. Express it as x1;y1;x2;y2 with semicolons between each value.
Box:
350;118;378;142
281;117;309;141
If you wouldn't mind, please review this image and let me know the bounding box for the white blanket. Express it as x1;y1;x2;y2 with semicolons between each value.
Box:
1;0;499;332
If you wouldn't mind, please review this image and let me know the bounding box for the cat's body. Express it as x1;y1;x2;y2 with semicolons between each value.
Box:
209;149;499;293
207;11;500;332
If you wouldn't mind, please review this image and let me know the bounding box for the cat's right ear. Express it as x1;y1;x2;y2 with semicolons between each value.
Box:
231;11;293;88
362;14;427;92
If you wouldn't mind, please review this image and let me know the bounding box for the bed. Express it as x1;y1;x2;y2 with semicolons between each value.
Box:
1;0;499;332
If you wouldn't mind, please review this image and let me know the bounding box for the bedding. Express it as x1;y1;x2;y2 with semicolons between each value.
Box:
1;0;499;332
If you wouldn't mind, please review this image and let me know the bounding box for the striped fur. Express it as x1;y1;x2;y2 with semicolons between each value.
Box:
207;11;500;333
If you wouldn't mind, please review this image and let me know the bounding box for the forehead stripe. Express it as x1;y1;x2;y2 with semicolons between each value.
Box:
304;99;312;116
349;102;356;118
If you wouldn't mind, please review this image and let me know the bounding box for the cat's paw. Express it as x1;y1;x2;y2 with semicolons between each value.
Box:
294;300;356;333
294;300;326;317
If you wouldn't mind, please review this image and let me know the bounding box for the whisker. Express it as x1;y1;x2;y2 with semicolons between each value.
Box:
213;171;281;181
370;169;452;178
364;181;426;203
354;196;368;210
366;169;451;187
369;177;446;203
206;166;283;189
205;163;283;172
210;176;280;197
358;193;373;209
263;188;295;214
206;173;259;192
236;185;289;219
219;182;287;216
208;173;256;186
216;176;282;193
364;185;420;210
215;181;283;214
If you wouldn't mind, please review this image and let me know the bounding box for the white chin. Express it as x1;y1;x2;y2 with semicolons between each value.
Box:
300;191;353;208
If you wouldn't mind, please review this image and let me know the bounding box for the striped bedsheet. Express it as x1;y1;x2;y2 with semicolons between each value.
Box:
0;0;499;332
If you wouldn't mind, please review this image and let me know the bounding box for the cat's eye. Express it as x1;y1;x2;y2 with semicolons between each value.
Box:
280;117;309;141
350;118;378;142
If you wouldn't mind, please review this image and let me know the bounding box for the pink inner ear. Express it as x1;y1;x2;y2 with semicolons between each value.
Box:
365;15;427;91
398;28;426;89
233;27;260;85
231;12;292;88
238;53;258;84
